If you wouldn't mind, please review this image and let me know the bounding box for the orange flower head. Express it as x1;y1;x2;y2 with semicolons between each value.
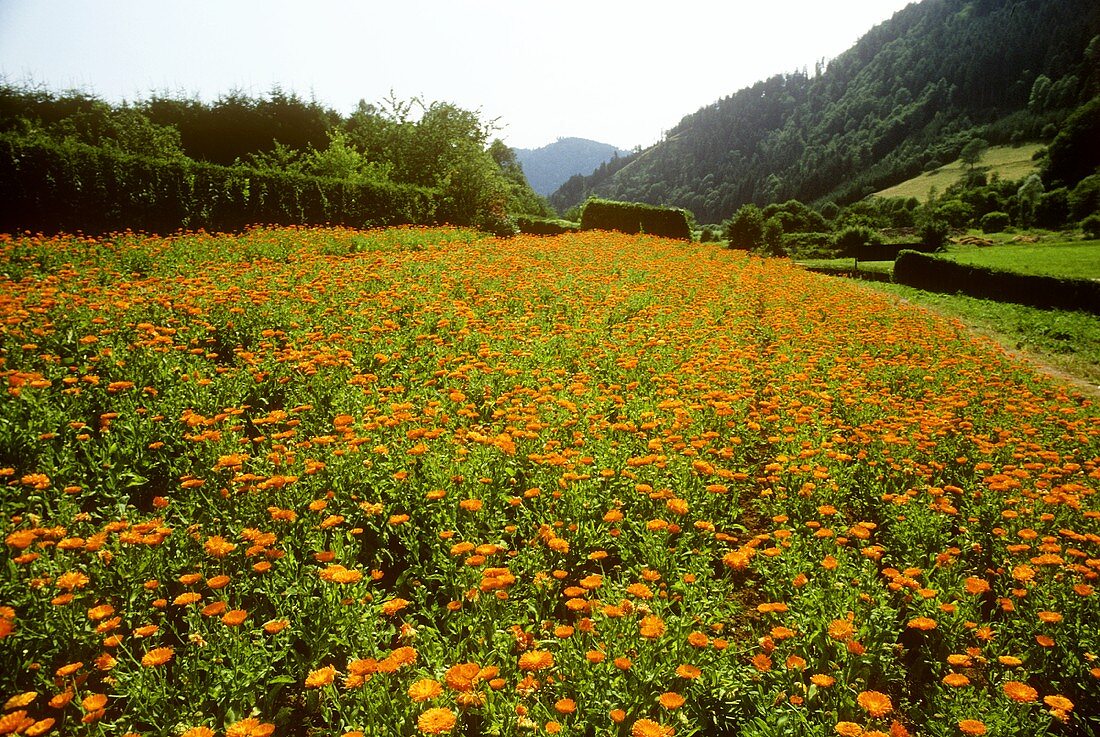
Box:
417;707;457;734
857;690;893;717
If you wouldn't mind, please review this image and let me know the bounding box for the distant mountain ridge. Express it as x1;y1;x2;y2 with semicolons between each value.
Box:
513;137;630;196
550;0;1099;222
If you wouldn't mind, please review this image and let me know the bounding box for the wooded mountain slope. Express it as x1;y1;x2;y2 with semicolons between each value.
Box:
551;0;1099;222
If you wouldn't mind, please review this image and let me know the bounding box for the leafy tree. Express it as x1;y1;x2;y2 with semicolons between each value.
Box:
1044;95;1100;187
959;138;988;169
1016;174;1045;226
723;204;764;250
760;217;785;256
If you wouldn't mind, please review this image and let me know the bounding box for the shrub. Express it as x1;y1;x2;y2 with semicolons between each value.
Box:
723;204;764;250
1082;214;1100;240
578;198;692;240
833;225;881;256
917;216;951;248
760;217;785;256
979;211;1011;233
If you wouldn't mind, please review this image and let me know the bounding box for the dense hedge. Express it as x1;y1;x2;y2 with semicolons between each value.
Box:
0;136;438;235
894;250;1100;315
579;198;692;240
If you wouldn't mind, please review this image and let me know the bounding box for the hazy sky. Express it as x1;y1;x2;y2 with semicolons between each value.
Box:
0;0;915;150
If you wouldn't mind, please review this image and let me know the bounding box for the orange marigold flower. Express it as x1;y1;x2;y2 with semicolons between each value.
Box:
811;674;836;687
207;574;231;589
827;618;855;642
56;571;90;591
554;698;576;714
1003;681;1038;703
226;717;276;737
631;718;675;737
957;720;986;735
834;722;863;737
25;718;56;737
445;662;481;692
639;614;666;639
4;692;36;710
203;535;237;557
518;650;553;671
408;678;443;702
942;673;970;687
1043;695;1073;711
305;665;336;688
141;647;174;667
173;592;202;606
676;664;701;679
82;693;108;711
659;692;685;710
222;609;248;626
964;577;990;595
381;598;411;616
857;690;892;717
417;707;457;734
687;631;709;648
751;653;772;672
182;728;216;737
1037;611;1062;624
907;617;937;631
261;618;288;634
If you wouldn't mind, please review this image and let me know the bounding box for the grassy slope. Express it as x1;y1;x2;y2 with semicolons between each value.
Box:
874;143;1044;201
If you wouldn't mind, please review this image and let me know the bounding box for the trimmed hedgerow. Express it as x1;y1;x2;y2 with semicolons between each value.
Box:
0;135;437;235
578;198;692;240
894;249;1100;314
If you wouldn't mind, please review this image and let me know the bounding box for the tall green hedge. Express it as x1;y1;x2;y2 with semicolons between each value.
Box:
0;135;437;234
578;198;692;240
894;250;1100;315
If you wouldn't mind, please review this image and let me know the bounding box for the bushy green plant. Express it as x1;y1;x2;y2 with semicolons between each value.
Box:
1082;213;1100;239
723;204;764;250
833;225;881;256
979;211;1011;233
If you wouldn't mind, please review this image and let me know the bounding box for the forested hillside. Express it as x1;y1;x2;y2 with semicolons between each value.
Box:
551;0;1099;222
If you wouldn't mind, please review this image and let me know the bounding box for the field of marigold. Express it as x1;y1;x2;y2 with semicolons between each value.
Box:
0;226;1097;737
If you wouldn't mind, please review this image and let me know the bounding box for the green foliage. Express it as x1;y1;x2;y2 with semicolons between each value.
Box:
1083;214;1100;239
0;85;537;234
833;225;881;256
917;212;952;248
723;204;764;250
979;211;1011;233
1069;173;1100;221
932;198;975;228
760;216;785;256
959;137;988;168
0;134;437;234
1044;95;1100;187
1034;187;1070;228
578;198;692;239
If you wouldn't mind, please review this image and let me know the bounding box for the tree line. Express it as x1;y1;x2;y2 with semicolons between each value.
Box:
0;85;551;235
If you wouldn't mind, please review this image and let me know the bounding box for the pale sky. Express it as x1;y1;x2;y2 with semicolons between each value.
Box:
0;0;915;150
